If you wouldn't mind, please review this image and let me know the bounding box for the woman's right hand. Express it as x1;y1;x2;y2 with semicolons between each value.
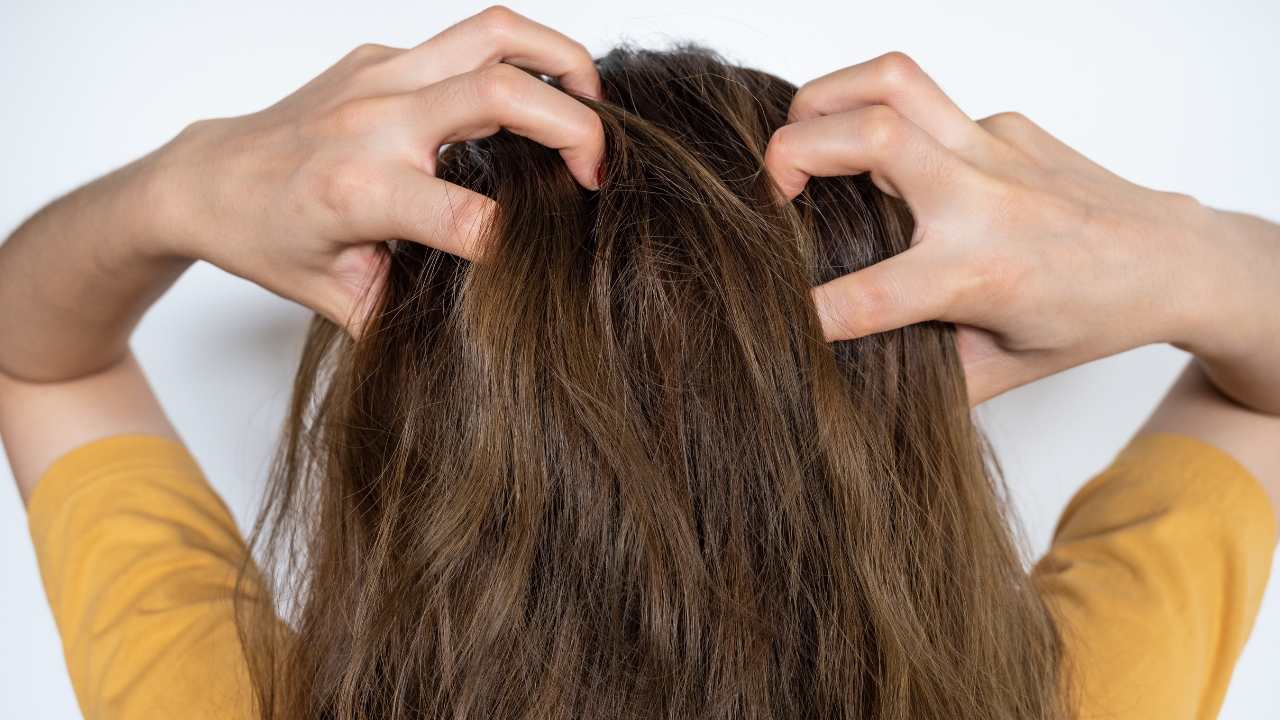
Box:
146;5;605;335
0;6;608;490
764;52;1280;413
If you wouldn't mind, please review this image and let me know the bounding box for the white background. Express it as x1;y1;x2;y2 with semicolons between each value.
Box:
1;1;1277;717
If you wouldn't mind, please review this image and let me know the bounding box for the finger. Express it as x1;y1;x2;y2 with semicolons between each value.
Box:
788;52;987;153
411;63;605;190
392;6;600;98
977;111;1078;167
811;244;969;341
955;324;1007;406
383;171;496;260
325;158;496;260
325;242;392;340
765;105;975;204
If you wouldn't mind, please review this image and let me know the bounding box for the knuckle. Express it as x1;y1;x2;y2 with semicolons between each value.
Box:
567;40;596;70
982;181;1031;229
177;118;214;143
847;280;894;337
475;5;520;37
970;187;1034;297
822;275;896;339
976;253;1037;324
994;110;1029;125
765;127;809;185
765;126;796;164
346;43;394;65
971;249;1021;303
345;64;388;91
338;45;401;92
980;111;1033;138
324;96;389;135
581;111;606;146
858;106;910;155
473;63;527;106
790;82;819;116
874;51;925;88
315;161;378;219
1162;190;1204;219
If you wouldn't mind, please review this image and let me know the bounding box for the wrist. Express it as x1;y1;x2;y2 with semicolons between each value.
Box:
1173;206;1280;414
76;151;197;303
127;123;215;262
1164;202;1227;350
1174;207;1268;354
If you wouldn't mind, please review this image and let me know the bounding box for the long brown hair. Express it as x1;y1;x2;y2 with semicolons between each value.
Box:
239;46;1066;720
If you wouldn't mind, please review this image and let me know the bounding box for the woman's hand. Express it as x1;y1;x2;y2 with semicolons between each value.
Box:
0;6;606;383
152;5;604;336
0;6;606;494
764;52;1280;411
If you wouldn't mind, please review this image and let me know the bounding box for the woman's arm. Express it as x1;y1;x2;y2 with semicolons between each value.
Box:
1142;361;1280;516
0;6;606;501
763;52;1280;520
0;156;185;500
0;355;178;505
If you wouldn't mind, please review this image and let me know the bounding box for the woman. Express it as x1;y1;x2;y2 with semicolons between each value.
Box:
1;7;1277;720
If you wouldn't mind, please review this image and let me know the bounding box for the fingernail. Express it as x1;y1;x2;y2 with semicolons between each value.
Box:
595;161;604;190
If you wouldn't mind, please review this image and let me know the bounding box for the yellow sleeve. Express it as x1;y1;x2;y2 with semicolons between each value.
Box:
1034;433;1277;720
27;435;258;720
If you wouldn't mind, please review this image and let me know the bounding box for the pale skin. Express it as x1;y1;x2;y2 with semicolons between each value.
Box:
1;4;1278;544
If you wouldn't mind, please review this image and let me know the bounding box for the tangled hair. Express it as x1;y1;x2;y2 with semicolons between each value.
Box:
239;46;1066;720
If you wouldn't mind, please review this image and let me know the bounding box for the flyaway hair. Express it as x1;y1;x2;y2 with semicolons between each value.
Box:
238;46;1067;720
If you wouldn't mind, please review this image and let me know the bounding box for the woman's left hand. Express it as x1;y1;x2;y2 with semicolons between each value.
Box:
762;52;1262;407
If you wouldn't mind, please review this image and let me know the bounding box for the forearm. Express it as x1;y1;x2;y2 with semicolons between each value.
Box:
1140;208;1280;523
0;153;187;498
0;153;190;383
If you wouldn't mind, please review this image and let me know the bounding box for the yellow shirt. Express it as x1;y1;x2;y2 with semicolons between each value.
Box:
27;433;1276;720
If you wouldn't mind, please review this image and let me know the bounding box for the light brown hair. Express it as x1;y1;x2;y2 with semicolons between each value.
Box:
239;46;1066;720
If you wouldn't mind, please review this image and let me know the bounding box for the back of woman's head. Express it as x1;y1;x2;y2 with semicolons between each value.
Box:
244;46;1065;720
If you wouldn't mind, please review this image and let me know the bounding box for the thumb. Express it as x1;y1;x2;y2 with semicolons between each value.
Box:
955;324;1009;406
811;243;963;341
318;242;392;341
